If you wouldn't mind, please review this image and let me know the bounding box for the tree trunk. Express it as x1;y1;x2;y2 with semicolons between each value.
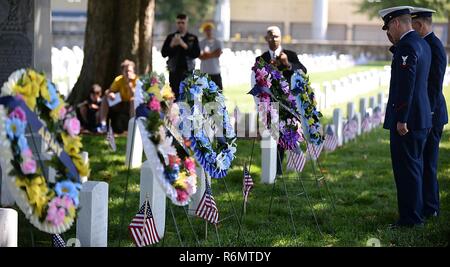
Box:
139;0;155;73
68;0;155;105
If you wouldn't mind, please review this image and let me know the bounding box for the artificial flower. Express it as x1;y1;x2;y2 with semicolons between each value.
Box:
28;69;46;86
185;175;197;195
147;84;163;101
176;188;189;203
148;96;161;112
1;69;25;97
45;197;67;226
20;158;37;175
167;103;179;125
197;76;209;90
5;117;26;140
72;155;90;177
21;148;33;159
23;96;37;111
157;136;177;165
173;172;188;190
44;81;60;110
9;106;26;121
49;100;65;121
216;152;231;170
40;82;51;102
169;155;181;168
162;83;175;101
17;134;29;152
55;180;82;207
184;157;196;173
63;117;81;137
61;132;82;156
58;105;67;120
15;176;49;217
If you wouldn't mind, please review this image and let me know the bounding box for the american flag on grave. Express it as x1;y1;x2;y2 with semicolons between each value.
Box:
343;119;358;140
371;107;383;125
307;142;323;161
128;200;160;247
323;125;338;151
361;114;371;133
243;165;254;204
286;149;306;172
106;122;117;152
196;179;219;225
52;234;66;247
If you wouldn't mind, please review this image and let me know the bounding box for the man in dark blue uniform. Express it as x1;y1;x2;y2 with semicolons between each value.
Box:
379;6;432;228
411;7;448;219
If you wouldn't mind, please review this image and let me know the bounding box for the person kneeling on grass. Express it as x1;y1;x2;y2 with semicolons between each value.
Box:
77;84;102;133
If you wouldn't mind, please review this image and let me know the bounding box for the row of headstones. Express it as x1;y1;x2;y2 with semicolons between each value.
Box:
0;133;108;247
315;68;390;111
331;92;386;147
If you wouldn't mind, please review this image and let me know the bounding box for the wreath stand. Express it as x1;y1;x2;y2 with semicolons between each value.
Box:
117;117;204;247
241;98;336;238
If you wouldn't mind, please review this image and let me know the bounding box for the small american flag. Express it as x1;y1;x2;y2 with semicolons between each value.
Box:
361;115;371;133
307;142;323;161
243;165;254;204
371;108;383;125
106;122;116;152
343;119;357;140
323;125;338;151
286;149;306;172
196;179;219;225
128;200;160;247
52;234;66;247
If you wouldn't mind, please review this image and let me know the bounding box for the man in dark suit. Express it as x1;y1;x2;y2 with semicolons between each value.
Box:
255;26;307;175
411;7;448;219
161;13;200;100
379;6;432;228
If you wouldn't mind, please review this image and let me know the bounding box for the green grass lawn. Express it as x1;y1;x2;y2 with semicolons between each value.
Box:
17;127;450;247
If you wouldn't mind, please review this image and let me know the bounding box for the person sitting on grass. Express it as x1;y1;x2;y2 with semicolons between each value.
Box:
97;59;138;134
77;84;102;133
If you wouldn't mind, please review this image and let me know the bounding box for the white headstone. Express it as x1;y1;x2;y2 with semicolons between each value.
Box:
125;118;143;169
347;102;355;120
76;181;109;247
0;163;14;207
261;134;277;184
140;160;166;238
377;92;385;111
235;108;246;138
354;113;362;136
369;96;376;109
0;208;17;247
333;108;343;146
248;112;257;137
359;98;367;118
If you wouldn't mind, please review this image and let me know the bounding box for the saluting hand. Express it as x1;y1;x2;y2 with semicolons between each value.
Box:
397;122;408;136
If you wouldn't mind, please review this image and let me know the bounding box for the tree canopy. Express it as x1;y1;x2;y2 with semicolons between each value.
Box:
356;0;450;19
155;0;215;25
